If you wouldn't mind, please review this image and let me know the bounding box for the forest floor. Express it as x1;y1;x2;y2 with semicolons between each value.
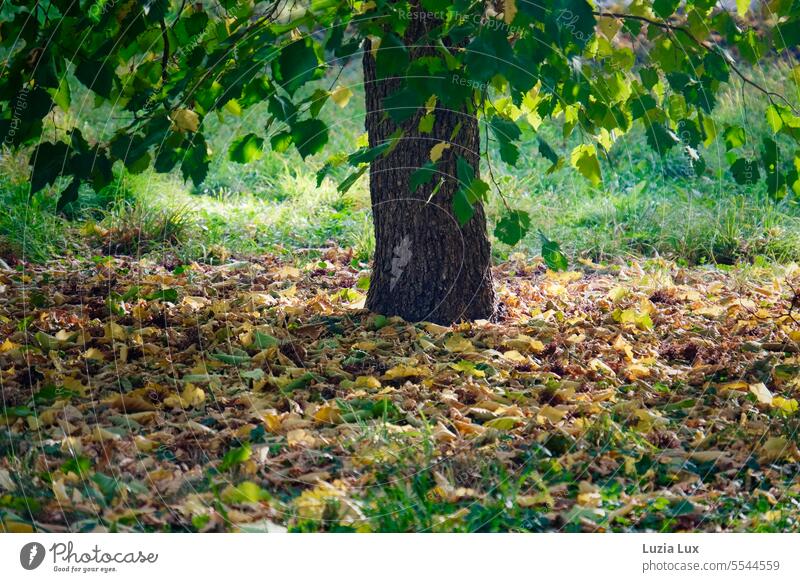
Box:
1;250;800;532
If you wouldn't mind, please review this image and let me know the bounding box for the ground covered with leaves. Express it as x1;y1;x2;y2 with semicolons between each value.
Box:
1;250;800;532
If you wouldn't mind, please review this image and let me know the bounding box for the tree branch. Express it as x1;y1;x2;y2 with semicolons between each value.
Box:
159;19;170;85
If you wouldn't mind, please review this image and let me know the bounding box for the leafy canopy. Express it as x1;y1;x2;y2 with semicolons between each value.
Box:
1;0;800;243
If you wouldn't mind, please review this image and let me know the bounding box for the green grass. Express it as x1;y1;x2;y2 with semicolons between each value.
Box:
2;63;800;267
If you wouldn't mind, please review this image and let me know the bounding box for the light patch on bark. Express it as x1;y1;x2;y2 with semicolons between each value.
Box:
390;235;412;291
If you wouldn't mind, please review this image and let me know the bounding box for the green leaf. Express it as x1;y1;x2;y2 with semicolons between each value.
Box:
464;178;489;203
337;165;368;193
282;372;316;393
348;142;390;165
62;455;92;477
537;137;562;172
723;125;746;150
241;368;265;381
765;105;783;134
653;0;680;19
74;60;115;99
456;155;475;186
418;113;435;134
410;162;437;192
291;119;328;159
144;288;179;302
570;144;602;186
274;39;320;95
219;444;252;471
452;187;475;226
645;123;680;156
270;131;293;152
253;331;279;349
383;87;422;123
494;210;531;246
30;142;69;194
34;384;79;405
736;0;749;16
228;133;264;163
92;473;118;504
56;177;80;213
730;158;760;185
375;33;409;79
212;352;252;365
181;135;210;187
540;233;568;272
490;116;522;166
223;481;269;503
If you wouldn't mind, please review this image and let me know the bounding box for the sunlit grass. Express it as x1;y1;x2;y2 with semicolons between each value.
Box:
2;63;800;267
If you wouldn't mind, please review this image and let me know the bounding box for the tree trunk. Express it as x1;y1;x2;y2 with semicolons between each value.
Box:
362;33;496;325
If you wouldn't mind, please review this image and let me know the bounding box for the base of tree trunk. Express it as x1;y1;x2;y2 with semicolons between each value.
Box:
363;35;495;325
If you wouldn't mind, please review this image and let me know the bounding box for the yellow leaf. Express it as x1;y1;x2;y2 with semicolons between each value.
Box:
516;492;554;508
353;375;381;389
52;478;70;503
330;85;353;108
223;99;242;116
424;94;437;114
383;364;428;380
0;338;20;353
503;334;545;353
424;322;450;335
134;436;157;452
104;322;127;341
429;141;450;162
83;347;105;361
263;413;282;433
287;428;317;447
694;305;725;318
597;15;622;40
433;421;458;442
294;482;349;521
182;296;208;310
719;381;748;392
484;416;523;430
164;383;206;409
503;0;517;23
760;437;799;462
626;363;650;380
170;108;200;132
313;404;342;424
107;394;156;412
607;286;628;303
275;265;301;279
453;419;485;436
502;350;528;364
367;35;381;58
91;426;121;442
538;405;568;423
589;358;616;377
353;340;378;351
772;396;798;414
1;519;34;533
444;334;472;353
633;409;664;433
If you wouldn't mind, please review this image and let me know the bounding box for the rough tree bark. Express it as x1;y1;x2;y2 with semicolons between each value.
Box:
362;17;496;325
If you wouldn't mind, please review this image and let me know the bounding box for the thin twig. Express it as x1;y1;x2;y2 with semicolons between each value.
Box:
159;19;170;85
594;11;799;115
480;89;513;211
